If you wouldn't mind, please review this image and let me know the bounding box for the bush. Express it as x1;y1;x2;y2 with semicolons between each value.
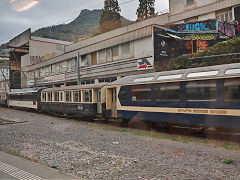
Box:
166;37;240;71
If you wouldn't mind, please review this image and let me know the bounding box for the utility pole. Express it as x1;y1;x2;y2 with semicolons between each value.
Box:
76;51;81;85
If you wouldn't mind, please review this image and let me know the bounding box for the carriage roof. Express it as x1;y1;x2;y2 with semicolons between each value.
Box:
8;87;45;95
108;63;240;86
42;83;108;92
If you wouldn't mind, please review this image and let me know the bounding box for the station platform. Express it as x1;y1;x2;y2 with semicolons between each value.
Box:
0;151;78;180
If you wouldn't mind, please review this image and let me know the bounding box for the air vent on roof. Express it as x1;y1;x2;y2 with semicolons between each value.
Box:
157;74;182;81
187;71;219;78
133;77;154;83
225;68;240;75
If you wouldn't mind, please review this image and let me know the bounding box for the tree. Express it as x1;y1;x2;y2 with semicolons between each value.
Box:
136;0;156;21
99;0;122;33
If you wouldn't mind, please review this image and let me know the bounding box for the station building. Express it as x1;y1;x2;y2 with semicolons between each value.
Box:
7;0;240;89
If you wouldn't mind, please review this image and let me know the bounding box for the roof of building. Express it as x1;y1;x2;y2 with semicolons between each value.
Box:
31;36;72;45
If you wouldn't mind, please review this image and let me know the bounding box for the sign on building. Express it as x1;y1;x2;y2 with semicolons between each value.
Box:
137;58;154;70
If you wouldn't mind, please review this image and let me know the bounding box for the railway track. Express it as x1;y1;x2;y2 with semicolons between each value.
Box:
2;106;240;144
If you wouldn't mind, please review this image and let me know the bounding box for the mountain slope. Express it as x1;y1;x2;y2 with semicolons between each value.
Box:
32;9;133;42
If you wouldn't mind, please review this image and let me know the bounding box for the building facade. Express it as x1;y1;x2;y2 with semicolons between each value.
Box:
7;0;240;89
169;0;240;24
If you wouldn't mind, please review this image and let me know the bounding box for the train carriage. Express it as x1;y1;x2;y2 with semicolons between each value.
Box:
0;93;7;106
106;63;240;130
40;83;107;118
7;87;45;110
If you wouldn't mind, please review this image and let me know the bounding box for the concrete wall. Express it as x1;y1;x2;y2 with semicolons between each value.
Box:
169;0;240;23
133;37;153;59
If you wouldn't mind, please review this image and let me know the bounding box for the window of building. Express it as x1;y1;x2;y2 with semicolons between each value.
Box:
121;43;131;59
216;8;233;22
224;78;240;101
73;90;81;102
45;66;50;76
186;0;194;6
98;50;106;64
35;69;40;78
185;80;217;101
131;84;152;101
47;92;52;102
98;77;117;83
67;59;76;71
83;90;92;102
91;52;97;65
106;49;112;62
81;54;91;67
112;46;119;61
55;63;60;74
154;83;180;101
65;91;72;102
60;61;67;72
54;92;59;102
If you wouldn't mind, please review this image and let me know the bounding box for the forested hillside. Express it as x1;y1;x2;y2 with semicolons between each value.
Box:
32;9;133;42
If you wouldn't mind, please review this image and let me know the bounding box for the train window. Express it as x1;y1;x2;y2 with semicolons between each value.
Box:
131;84;151;101
225;68;240;75
224;78;240;101
133;77;154;83
187;71;219;78
83;90;92;103
65;91;72;102
185;80;217;101
119;87;128;101
73;91;81;102
47;92;52;102
157;74;182;81
54;92;60;102
60;92;64;102
154;83;180;101
42;92;47;102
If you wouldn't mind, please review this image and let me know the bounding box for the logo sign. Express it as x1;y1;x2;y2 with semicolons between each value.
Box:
137;58;154;70
27;80;35;86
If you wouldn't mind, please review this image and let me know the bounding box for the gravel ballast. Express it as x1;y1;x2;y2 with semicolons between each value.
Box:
0;107;240;179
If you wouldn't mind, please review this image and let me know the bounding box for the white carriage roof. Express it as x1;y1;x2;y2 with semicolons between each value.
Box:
42;83;108;92
8;87;45;95
109;63;240;86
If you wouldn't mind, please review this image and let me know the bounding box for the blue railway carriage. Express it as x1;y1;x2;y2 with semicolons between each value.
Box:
40;83;107;118
7;87;45;110
0;93;7;106
106;63;240;130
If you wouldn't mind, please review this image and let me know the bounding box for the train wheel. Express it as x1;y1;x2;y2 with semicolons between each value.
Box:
128;119;150;130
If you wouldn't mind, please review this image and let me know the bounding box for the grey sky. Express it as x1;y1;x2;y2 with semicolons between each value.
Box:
0;0;169;44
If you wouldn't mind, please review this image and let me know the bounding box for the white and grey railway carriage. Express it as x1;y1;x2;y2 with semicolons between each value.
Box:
7;87;45;110
106;63;240;130
41;83;107;117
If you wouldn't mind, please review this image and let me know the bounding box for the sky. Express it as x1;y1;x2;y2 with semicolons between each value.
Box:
0;0;169;44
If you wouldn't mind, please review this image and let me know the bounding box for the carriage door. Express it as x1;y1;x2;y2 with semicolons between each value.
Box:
97;90;102;114
111;88;117;118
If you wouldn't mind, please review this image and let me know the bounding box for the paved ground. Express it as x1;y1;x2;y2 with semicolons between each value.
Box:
0;107;240;179
0;151;77;180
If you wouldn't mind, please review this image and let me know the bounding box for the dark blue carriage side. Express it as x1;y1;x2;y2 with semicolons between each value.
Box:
41;102;97;117
116;77;240;130
40;83;107;118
